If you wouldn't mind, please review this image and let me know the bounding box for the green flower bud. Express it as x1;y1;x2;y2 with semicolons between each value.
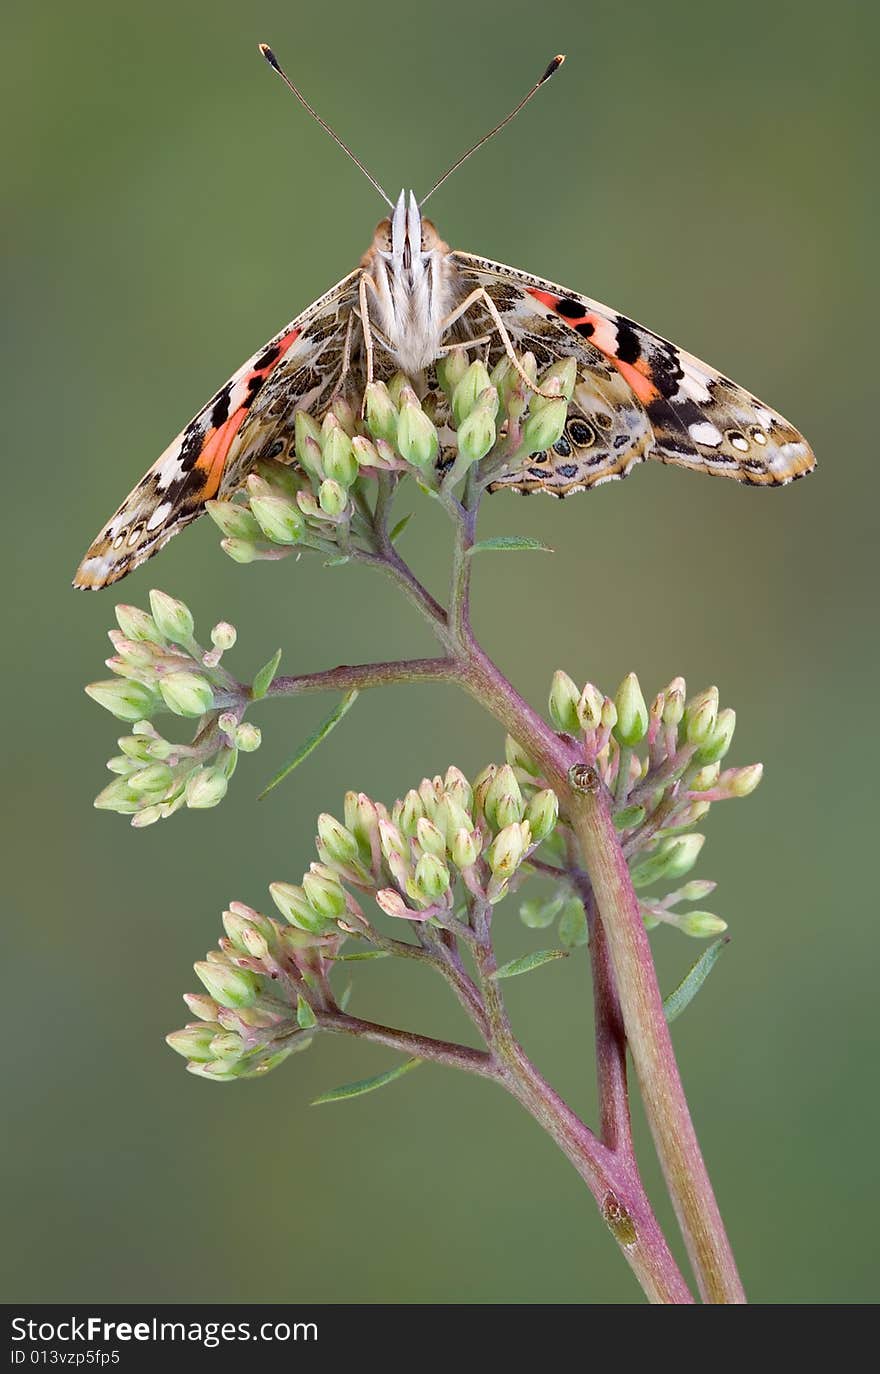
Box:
93;777;141;814
318;479;348;516
522;397;568;453
185;766;228;809
159;671;214;717
115;604;163;643
525;788;558;843
346;791;381;857
221;908;259;952
132;803;166;828
727;763;763;797
671;879;718;903
412;852;450;902
537;356;577;403
211;621;237;651
117;734;157;763
577;682;604;732
208;1031;249;1062
662;682;686;728
375;888;412;920
678;911;728;938
128;762;174;796
487;821;528;877
363;381;398;444
247;478;306;543
194;960;259;1010
452;360;492;426
689;762;721;792
549;670;581;733
505;734;538;775
235;722;261;752
351;434;381;470
684;687;719;747
317;813;360;866
85;678;159;722
613;803;646;830
433;795;473;844
630;834;706;888
457;393;498;465
450;827;480;870
329;395;357;434
220;537;261;564
166;1023;223;1062
436;349;469;398
302;866;347;920
148;590;194;645
322;423;359;487
269;881;329;933
613;672;649;747
695;708;736;764
601;697;618;732
183;993;221;1021
295;410;324;473
503;352;537;424
396;391;439;469
484;765;525;828
415;816;446;859
205;499;263;541
106;754;139;776
472;764;498;816
443;766;473;811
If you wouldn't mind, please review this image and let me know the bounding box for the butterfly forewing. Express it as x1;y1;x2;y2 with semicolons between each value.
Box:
449;252;815;492
73;271;361;589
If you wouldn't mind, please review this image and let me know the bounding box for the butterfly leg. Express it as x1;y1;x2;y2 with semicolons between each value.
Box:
358;273;377;387
331;309;356;398
441;288;558;399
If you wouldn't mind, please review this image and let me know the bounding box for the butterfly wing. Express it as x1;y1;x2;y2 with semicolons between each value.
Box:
449;252;815;492
73;271;361;589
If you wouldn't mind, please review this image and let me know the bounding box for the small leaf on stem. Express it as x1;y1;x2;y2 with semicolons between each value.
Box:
468;535;554;556
663;937;729;1023
252;648;283;700
311;1057;422;1104
258;690;359;799
492;948;569;979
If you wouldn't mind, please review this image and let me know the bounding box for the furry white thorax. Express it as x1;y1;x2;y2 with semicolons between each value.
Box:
365;190;458;375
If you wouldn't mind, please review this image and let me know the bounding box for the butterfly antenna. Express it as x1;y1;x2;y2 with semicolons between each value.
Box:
419;55;566;208
259;44;394;209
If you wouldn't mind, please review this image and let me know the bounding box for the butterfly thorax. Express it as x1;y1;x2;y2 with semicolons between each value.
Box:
360;189;460;375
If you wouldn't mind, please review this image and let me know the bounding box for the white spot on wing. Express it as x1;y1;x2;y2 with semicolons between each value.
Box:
688;421;724;447
147;501;173;532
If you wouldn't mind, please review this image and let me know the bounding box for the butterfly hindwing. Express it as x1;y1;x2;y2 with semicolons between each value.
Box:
449;252;815;491
73;271;360;589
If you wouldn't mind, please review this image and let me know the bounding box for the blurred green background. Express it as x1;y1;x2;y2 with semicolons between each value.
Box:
3;0;877;1304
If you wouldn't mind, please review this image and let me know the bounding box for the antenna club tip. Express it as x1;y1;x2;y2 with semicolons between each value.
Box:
540;54;566;83
259;43;281;72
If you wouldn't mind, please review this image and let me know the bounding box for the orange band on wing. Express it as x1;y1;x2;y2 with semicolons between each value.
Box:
193;326;301;498
526;289;661;403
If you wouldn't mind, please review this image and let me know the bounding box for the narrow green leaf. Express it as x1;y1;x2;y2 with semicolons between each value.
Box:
468;535;554;556
389;513;414;544
296;997;317;1030
337;950;392;962
251;648;282;700
258;690;359;799
663;937;729;1024
492;948;569;979
311;1057;422;1105
323;555;350;567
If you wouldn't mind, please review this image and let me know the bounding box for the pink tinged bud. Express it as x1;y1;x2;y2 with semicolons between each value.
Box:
395;789;425;837
148;590;194;645
351;434;381;470
443;766;473;810
726;763;763;798
451;827;480;869
375;888;417;919
472;764;498;816
210;621;237;652
329;395;357;435
294;410;324;471
549;670;581;733
577;682;604;731
115;604;163;643
538;355;578;402
525;788;558;843
86;678;159;722
613;672;649;747
684;686;719;747
194;960;259;1010
234;722;261;752
129;804;164;828
159;671;214;718
166;1023;224;1062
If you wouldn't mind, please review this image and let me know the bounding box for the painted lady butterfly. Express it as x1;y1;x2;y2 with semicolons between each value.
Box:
74;49;814;589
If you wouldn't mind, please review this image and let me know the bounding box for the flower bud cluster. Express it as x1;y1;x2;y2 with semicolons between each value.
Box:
543;669;763;938
167;900;344;1081
86;592;261;825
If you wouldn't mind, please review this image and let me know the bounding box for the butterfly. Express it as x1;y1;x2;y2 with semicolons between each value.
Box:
74;48;814;590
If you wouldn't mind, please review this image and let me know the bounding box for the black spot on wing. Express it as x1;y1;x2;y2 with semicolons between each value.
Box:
178;421;208;473
556;297;585;319
210;385;232;428
614;317;642;365
254;343;281;371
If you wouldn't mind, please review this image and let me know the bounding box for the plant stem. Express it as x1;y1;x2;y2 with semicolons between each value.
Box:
318;1009;498;1079
268;657;457;699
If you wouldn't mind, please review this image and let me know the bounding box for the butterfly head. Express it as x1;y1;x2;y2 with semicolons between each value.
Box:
363;190;454;374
